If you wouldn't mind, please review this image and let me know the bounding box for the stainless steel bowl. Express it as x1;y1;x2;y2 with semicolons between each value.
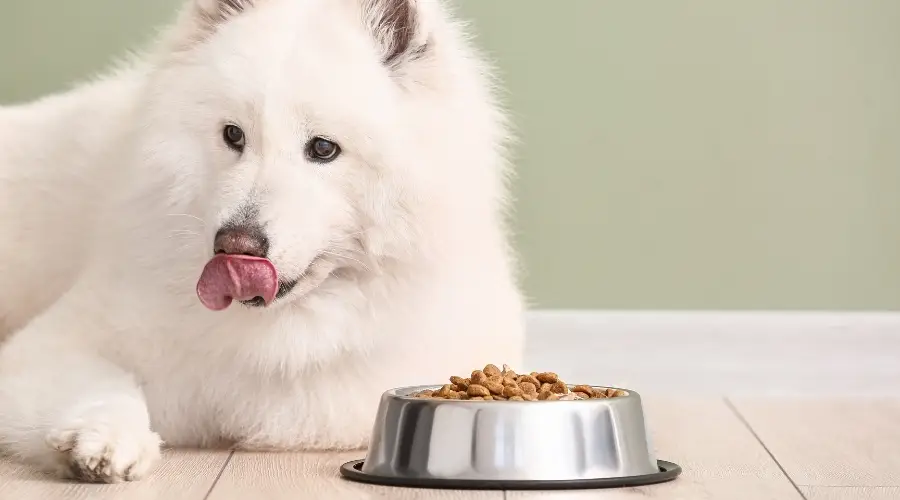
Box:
340;385;681;490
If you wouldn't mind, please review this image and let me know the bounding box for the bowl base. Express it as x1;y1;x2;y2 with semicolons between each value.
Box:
339;459;681;490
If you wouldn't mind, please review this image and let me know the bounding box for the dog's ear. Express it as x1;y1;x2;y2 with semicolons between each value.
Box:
361;0;431;68
195;0;256;25
166;0;256;47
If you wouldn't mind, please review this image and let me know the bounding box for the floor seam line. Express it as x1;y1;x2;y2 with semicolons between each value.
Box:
724;397;809;500
802;485;900;489
203;450;235;500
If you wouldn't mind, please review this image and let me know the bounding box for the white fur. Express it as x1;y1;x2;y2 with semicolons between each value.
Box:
0;0;523;483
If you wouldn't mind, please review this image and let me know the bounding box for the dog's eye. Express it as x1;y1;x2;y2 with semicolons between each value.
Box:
223;125;246;152
306;137;341;163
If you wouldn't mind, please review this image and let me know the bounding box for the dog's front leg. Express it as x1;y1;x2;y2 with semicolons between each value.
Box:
0;310;161;483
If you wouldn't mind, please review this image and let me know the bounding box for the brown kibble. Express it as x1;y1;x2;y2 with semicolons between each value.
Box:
483;364;502;377
467;384;490;397
573;385;594;395
503;385;524;398
551;381;569;394
451;376;469;390
412;364;627;402
484;380;505;395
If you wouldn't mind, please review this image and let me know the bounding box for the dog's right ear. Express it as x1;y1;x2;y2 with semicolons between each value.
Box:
193;0;256;28
167;0;258;48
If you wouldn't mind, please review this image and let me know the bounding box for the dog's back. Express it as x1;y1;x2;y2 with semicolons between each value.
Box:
0;73;143;337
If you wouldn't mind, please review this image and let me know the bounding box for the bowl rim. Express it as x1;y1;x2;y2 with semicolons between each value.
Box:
341;458;681;489
387;384;638;403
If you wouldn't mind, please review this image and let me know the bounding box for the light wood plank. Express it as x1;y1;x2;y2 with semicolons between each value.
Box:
206;451;502;500
731;398;900;487
509;398;803;499
526;311;900;397
801;486;900;500
0;449;230;500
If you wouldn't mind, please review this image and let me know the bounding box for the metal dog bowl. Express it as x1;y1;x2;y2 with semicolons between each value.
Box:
340;385;681;490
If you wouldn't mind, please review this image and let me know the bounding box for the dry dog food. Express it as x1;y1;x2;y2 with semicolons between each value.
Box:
412;364;627;401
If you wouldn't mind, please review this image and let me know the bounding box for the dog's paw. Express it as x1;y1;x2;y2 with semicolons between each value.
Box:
46;419;162;483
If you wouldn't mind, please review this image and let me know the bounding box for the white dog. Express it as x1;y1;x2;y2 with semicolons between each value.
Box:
0;0;523;483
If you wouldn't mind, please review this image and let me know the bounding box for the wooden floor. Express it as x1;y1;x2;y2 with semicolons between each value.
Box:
2;312;898;499
2;397;896;499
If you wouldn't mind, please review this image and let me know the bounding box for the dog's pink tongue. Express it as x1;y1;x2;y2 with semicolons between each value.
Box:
196;254;278;311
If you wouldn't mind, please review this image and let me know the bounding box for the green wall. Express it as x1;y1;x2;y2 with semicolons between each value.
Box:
3;1;899;310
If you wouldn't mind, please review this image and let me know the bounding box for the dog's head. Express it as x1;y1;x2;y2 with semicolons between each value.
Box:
131;0;505;311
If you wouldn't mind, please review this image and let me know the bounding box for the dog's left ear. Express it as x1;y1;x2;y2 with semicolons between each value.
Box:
361;0;431;67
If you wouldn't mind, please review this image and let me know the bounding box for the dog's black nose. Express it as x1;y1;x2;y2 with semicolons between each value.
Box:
213;226;269;258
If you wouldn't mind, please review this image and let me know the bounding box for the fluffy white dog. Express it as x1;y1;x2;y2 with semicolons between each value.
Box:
0;0;523;483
